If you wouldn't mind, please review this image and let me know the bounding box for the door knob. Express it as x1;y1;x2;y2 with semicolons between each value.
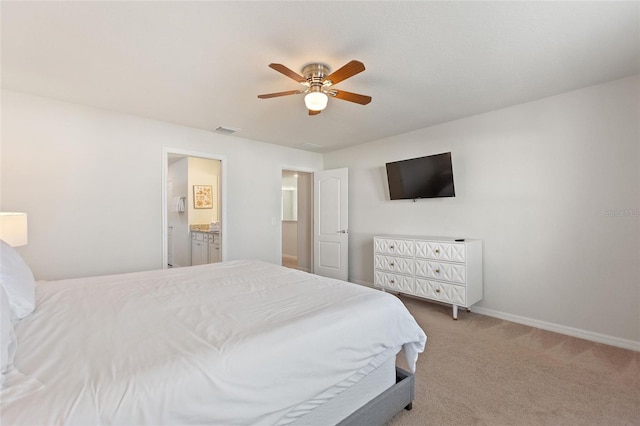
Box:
337;229;349;234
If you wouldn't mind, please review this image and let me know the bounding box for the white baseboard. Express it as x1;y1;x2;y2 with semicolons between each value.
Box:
471;306;640;352
348;279;640;352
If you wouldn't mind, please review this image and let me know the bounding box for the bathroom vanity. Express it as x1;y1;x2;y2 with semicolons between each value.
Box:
191;225;221;266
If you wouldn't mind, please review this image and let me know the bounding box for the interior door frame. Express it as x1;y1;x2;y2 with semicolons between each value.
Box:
279;165;316;272
162;147;227;268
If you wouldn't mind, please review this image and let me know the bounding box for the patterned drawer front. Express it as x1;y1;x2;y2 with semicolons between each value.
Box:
374;238;414;257
415;279;466;305
415;241;465;262
374;255;415;274
374;271;415;293
415;260;466;284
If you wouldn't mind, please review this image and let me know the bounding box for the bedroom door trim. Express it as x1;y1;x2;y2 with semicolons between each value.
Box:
162;147;227;268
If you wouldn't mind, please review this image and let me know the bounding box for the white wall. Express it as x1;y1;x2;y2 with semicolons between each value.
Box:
324;76;640;346
0;90;322;280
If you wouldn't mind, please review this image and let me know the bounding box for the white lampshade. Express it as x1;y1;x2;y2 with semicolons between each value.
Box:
0;212;28;247
304;91;328;111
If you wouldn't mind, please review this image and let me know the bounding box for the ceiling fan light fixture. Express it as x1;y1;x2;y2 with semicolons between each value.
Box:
304;91;328;111
258;60;370;115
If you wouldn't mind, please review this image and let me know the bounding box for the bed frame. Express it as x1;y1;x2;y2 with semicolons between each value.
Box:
337;368;415;426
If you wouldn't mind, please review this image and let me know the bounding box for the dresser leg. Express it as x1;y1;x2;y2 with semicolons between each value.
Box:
452;304;458;320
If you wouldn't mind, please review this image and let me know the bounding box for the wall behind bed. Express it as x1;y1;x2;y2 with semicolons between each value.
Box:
323;76;639;348
0;90;322;281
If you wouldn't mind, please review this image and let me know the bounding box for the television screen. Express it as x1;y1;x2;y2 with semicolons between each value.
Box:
385;152;455;200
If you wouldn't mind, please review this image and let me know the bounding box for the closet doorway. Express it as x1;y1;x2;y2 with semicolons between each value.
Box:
162;148;226;269
281;169;313;272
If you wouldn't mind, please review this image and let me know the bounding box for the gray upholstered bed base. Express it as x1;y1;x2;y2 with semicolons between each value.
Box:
337;368;415;426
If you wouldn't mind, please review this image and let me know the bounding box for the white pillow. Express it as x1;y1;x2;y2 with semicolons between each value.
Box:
1;286;17;386
0;240;35;319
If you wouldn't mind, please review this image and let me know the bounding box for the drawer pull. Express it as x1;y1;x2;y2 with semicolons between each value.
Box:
435;288;440;293
435;269;440;273
390;262;395;267
390;279;395;284
435;249;440;254
389;245;394;250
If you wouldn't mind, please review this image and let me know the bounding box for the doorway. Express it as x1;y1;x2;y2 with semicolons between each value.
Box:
162;148;226;269
281;169;313;272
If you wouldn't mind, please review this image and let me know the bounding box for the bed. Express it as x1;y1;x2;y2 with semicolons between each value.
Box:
0;245;426;425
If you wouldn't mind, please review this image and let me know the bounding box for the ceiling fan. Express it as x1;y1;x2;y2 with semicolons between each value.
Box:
258;60;372;115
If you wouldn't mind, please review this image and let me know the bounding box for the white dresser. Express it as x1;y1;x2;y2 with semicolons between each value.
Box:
374;235;483;319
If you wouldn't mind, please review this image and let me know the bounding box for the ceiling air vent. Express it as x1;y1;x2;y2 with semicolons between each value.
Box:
215;126;240;135
298;143;324;152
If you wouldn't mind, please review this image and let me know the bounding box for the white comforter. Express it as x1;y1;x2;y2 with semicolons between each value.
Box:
2;260;426;425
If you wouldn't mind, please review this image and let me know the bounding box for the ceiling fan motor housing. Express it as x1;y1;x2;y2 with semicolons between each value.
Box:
302;63;331;88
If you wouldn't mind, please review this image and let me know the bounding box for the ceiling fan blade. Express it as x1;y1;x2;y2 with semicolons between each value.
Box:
269;63;306;83
330;90;372;105
324;60;365;85
308;109;321;116
257;90;304;99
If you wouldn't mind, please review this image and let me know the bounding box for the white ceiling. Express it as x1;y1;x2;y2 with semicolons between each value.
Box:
2;1;638;153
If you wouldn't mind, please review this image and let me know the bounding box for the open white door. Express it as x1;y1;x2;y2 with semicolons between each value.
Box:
314;168;348;280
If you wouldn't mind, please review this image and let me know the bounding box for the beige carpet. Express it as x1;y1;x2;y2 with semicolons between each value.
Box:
389;295;640;426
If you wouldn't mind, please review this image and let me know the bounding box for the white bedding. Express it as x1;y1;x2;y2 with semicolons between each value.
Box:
1;260;426;425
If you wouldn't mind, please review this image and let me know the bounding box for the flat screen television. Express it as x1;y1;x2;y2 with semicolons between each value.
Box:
385;152;455;200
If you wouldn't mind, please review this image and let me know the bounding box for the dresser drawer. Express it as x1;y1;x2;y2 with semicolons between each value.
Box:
415;241;465;262
415;279;466;306
374;238;414;257
374;255;415;274
374;271;415;292
415;260;466;284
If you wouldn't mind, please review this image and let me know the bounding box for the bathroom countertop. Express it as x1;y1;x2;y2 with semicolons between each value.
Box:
190;224;220;233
